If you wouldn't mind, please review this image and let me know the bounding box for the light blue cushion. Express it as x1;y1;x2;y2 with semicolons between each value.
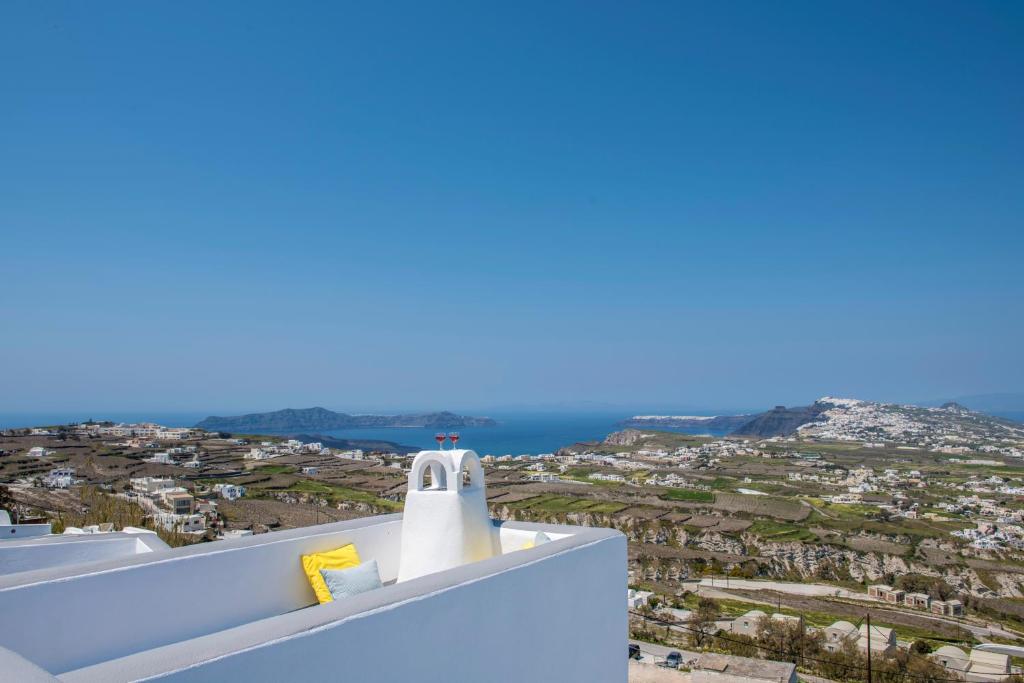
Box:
320;559;382;600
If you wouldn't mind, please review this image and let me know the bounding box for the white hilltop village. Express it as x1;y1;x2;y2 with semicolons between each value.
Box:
630;396;1024;456
797;397;1024;449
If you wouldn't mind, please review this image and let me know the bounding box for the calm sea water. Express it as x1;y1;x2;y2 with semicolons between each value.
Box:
0;411;733;455
318;413;632;455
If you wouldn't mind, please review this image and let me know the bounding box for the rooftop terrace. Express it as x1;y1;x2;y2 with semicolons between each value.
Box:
0;449;626;682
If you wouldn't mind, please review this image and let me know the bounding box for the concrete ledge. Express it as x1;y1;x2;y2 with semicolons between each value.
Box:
0;514;402;591
60;520;623;682
0;645;59;682
1;516;626;682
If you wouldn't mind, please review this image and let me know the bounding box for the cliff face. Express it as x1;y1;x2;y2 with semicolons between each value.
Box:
729;403;828;437
620;415;753;433
195;407;496;433
604;429;646;446
487;502;1024;599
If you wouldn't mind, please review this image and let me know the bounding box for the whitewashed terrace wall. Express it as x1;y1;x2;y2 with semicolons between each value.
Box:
0;517;626;683
0;533;167;575
0;515;405;674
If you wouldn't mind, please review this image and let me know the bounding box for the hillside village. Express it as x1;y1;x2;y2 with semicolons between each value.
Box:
3;402;1024;680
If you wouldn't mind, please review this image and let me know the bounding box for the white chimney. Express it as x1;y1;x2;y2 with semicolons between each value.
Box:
397;449;499;582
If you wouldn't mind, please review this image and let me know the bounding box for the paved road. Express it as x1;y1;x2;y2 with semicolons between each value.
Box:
698;578;867;600
630;639;701;668
631;640;840;683
629;661;691;683
695;579;1020;642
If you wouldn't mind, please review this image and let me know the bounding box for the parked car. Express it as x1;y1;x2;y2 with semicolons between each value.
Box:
628;644;641;660
661;651;682;669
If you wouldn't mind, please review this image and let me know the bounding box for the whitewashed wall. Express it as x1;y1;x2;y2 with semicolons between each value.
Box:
0;517;626;683
72;526;626;683
0;523;51;540
0;534;165;575
0;516;404;674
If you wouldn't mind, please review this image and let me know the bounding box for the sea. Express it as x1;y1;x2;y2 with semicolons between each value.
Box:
0;411;735;456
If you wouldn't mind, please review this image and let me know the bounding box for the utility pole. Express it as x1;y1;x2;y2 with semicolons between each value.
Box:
865;613;872;683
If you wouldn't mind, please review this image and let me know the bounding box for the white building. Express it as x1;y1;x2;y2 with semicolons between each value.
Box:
146;452;177;465
730;610;767;637
155;428;200;440
627;588;653;609
0;521;168;575
156;512;206;533
932;646;1012;682
858;623;896;656
27;446;52;458
218;529;254;541
43;468;76;489
823;620;859;653
590;473;625;482
213;484;246;501
130;477;177;495
0;449;625;682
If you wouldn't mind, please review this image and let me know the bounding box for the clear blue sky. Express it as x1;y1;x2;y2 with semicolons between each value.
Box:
2;2;1022;415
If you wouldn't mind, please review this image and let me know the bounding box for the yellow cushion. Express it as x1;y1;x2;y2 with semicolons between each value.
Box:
519;531;551;551
301;544;361;604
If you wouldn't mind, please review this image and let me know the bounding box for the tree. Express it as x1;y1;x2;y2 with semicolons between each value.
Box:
817;640;866;682
637;553;654;581
755;616;819;664
720;632;759;658
895;573;955;601
687;596;721;648
875;648;951;683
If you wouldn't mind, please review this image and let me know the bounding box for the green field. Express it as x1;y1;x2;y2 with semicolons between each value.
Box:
251;464;296;475
284;480;402;511
661;488;714;503
505;493;628;515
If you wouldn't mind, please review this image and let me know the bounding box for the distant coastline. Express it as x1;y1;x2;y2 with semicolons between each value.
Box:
194;407;497;433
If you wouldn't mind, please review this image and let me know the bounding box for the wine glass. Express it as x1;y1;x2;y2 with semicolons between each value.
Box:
448;432;460;448
434;433;446;450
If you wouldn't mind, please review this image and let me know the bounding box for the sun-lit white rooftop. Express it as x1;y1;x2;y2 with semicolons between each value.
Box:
0;450;626;682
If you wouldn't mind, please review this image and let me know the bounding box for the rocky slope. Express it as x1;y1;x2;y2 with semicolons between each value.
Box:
487;503;1024;598
619;415;753;433
730;403;829;437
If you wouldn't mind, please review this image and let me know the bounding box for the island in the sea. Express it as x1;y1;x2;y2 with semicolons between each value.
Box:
194;407;497;433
